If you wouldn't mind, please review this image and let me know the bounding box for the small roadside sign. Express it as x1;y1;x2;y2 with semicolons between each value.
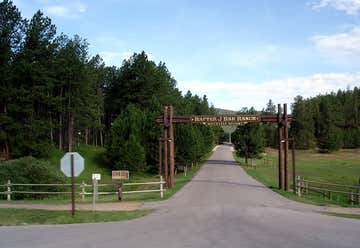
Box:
92;173;101;181
112;170;129;180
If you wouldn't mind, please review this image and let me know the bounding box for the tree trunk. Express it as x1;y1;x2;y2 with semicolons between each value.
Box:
100;129;103;147
49;112;54;145
85;128;88;145
59;87;63;150
99;117;103;147
5;142;9;160
59;113;63;150
1;100;9;160
68;112;73;152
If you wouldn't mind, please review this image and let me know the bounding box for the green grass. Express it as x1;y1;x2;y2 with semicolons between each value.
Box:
324;212;360;220
0;208;151;226
234;148;360;207
48;145;113;184
1;145;211;203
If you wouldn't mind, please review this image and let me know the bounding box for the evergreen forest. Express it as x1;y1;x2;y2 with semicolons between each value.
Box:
0;1;224;174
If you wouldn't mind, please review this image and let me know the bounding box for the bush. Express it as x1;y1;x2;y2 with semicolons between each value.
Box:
114;135;147;172
106;105;147;172
0;157;67;199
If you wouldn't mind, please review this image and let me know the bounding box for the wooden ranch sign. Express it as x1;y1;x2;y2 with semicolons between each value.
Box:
156;114;292;125
157;104;294;192
191;115;260;125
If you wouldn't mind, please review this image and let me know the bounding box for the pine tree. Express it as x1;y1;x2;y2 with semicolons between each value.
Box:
290;96;316;149
317;96;343;152
262;99;277;147
106;104;147;172
10;10;57;157
0;0;24;159
232;123;265;164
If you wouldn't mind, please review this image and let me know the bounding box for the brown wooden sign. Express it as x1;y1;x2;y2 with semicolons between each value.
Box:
156;114;293;124
112;170;129;180
191;115;260;125
158;104;294;191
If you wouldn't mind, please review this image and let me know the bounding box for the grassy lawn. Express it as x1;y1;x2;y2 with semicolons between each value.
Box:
0;145;211;204
48;145;113;184
324;212;360;220
234;148;360;207
0;208;151;226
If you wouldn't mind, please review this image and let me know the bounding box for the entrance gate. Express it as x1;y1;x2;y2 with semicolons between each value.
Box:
156;104;294;191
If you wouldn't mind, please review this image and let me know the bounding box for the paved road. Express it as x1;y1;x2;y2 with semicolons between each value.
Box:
1;145;360;248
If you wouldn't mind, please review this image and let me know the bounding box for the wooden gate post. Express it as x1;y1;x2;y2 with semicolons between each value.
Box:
159;138;163;177
169;106;175;188
283;103;290;192
163;106;169;186
277;104;284;190
291;138;296;193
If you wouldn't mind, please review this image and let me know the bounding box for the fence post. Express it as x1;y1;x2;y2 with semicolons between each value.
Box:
301;177;305;195
358;177;360;206
296;176;301;197
160;176;164;199
81;181;86;202
350;192;354;206
6;179;11;201
92;179;97;211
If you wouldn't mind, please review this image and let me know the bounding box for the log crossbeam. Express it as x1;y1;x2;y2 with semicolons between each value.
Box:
158;107;294;191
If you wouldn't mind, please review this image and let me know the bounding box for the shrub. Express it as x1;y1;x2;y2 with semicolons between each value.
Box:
106;105;147;172
0;157;67;199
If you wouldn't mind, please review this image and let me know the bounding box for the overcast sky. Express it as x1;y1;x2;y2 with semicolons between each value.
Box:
13;0;360;110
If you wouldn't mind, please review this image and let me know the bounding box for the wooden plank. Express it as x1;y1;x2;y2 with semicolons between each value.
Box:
301;179;360;189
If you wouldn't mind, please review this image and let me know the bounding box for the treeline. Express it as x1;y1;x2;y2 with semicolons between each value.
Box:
291;87;360;152
233;89;360;162
0;1;222;172
1;1;105;158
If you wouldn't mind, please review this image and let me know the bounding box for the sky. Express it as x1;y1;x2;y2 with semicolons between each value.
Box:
12;0;360;110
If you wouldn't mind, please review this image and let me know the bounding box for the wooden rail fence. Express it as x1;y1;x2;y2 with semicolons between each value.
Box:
0;177;166;201
296;176;360;206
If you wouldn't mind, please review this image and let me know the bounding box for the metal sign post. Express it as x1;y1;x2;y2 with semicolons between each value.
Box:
60;152;85;217
71;154;75;217
92;178;97;211
92;174;100;211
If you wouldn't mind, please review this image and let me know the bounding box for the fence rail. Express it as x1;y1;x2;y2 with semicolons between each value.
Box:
0;177;166;201
296;176;360;206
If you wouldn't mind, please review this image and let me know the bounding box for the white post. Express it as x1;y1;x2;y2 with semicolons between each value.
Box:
92;178;97;211
296;176;301;197
95;179;99;200
184;165;187;177
81;181;86;202
160;176;164;199
7;179;11;201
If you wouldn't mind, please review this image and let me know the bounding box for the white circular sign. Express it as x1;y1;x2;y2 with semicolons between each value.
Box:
60;152;84;177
